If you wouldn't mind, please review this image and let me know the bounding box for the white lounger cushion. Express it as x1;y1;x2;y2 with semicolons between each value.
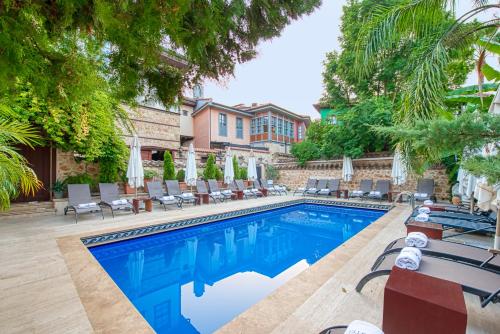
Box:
414;192;429;199
181;192;194;198
319;188;329;192
77;202;97;208
369;191;381;196
111;199;128;205
251;188;260;192
351;190;364;196
222;189;233;195
160;196;176;202
211;191;221;196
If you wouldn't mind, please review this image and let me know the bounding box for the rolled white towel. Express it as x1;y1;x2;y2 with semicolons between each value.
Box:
251;188;259;192
418;207;431;214
77;202;97;208
160;195;175;202
414;213;429;222
297;187;306;191
369;191;381;196
352;190;364;196
320;188;330;192
345;320;384;334
111;199;128;205
415;192;428;198
181;192;194;198
211;191;221;196
423;199;434;206
307;187;317;192
222;189;233;195
395;247;422;270
405;232;428;248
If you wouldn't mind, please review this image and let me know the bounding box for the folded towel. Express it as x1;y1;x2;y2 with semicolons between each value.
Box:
320;188;329;192
251;188;259;192
111;199;128;205
395;247;422;270
352;190;364;195
418;207;431;214
211;191;221;196
160;195;175;202
181;192;194;198
307;187;317;192
345;320;384;334
414;192;428;198
222;189;233;195
423;199;434;206
369;191;381;196
297;187;306;191
414;213;429;222
77;202;97;208
405;232;428;248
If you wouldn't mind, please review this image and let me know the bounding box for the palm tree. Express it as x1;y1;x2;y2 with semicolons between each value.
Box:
0;116;41;210
355;0;499;124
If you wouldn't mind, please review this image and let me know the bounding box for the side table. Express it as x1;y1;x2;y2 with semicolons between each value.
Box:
132;198;153;213
195;193;210;204
407;220;443;239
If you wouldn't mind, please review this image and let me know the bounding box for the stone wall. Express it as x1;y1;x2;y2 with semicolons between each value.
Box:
275;157;450;200
56;150;99;181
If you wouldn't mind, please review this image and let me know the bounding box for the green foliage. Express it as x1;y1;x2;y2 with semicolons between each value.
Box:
215;166;224;181
144;170;158;179
63;173;97;190
203;154;217;180
163;151;176;181
99;159;120;183
462;155;500;185
239;167;248;180
0;111;41;210
0;1;320;107
291;141;322;166
176;169;185;182
265;165;280;181
51;180;65;193
232;156;240;180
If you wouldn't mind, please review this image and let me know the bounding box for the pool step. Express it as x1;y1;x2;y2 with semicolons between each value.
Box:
0;201;56;218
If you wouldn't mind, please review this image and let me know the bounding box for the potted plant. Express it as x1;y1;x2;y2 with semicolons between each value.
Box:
143;169;158;192
52;180;65;199
120;172;135;195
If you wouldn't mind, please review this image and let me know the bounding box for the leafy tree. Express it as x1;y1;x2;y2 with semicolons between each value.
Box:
239;167;248;180
232;156;241;180
203;154;217;180
176;169;185;182
0;114;41;210
215;166;224;181
291;141;322;166
163;151;176;181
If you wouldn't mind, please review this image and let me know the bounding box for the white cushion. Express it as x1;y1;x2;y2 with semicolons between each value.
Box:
319;188;329;192
307;187;317;192
77;202;97;208
222;189;233;195
160;195;175;202
369;191;381;196
251;188;259;192
111;199;128;205
414;192;428;198
424;199;434;206
352;190;363;195
297;187;306;191
181;192;194;198
211;191;221;196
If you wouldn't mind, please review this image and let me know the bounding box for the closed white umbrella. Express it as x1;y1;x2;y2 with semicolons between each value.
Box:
247;150;258;181
185;143;198;187
456;167;467;196
487;85;500;249
342;156;353;182
223;148;235;185
391;149;407;185
126;135;144;197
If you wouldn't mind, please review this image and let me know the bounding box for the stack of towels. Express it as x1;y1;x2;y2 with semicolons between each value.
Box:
418;206;431;214
160;195;175;201
345;320;384;334
405;231;428;248
414;212;429;222
395;247;422;270
181;192;194;198
111;199;128;205
77;202;97;208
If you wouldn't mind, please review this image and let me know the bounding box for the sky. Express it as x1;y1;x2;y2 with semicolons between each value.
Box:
201;1;497;120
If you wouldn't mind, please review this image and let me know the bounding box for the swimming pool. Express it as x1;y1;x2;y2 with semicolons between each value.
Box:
89;203;385;333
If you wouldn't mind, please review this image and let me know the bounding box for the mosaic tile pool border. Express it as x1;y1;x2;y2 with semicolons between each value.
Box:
81;199;390;246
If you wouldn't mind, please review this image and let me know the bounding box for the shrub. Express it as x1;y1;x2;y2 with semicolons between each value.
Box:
239;167;247;180
203;154;217;180
232;156;240;179
144;169;158;179
63;173;97;190
163;151;176;180
176;169;185;182
290;140;321;166
99;159;119;183
215;166;223;181
265;165;279;180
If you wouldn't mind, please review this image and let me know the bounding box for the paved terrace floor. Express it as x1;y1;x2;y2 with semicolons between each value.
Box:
0;196;498;333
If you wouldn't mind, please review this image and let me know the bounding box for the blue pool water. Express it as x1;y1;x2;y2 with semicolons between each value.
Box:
90;204;384;334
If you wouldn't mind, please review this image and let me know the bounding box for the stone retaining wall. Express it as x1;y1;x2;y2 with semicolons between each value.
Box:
275;157;450;200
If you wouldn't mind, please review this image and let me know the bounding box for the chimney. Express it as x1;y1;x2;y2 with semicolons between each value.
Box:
251;102;258;107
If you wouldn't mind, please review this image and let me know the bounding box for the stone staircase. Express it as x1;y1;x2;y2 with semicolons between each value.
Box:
0;201;56;219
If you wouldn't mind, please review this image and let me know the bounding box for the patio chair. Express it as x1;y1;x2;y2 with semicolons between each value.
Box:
365;180;390;202
405;213;496;235
412;207;495;223
147;181;181;210
98;183;134;217
254;179;278;196
317;179;340;196
414;178;435;202
293;178;317;195
377;237;500;273
305;179;327;196
350;179;373;199
355;253;500;307
208;179;234;200
196;180;225;203
236;179;263;197
263;179;287;195
230;180;250;198
165;180;197;206
64;184;104;223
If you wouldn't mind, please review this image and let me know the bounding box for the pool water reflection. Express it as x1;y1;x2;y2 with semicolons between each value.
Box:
90;204;385;334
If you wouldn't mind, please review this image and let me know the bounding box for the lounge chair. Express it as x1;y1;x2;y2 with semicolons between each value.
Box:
196;180;225;203
235;179;263;197
414;178;435;202
405;215;496;235
305;179;327;196
254;179;278;196
263;179;287;195
365;180;390;202
208;179;234;200
356;253;500;307
147;181;181;209
319;326;348;334
64;184;104;223
317;179;340;196
377;237;500;272
293;178;317;195
98;183;134;217
350;179;373;199
165;180;197;206
412;208;496;224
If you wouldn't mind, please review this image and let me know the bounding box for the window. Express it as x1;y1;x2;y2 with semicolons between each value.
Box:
256;117;262;134
182;110;188;116
298;125;303;139
219;113;227;136
277;118;283;135
290;122;294;138
262;116;268;133
271;116;277;134
251;119;256;135
236;117;243;139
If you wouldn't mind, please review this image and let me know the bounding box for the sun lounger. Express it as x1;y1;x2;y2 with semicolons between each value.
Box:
263;179;287;195
317;179;340;196
365;180;390;202
405;215;496;235
255;179;279;196
350;179;373;199
414;178;435;201
293;178;316;195
319;326;348;334
356;253;500;307
147;181;181;209
235;179;263;197
98;183;134;217
412;208;496;224
165;180;197;206
196;180;225;203
377;237;500;272
64;184;104;223
208;179;234;200
305;179;327;196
